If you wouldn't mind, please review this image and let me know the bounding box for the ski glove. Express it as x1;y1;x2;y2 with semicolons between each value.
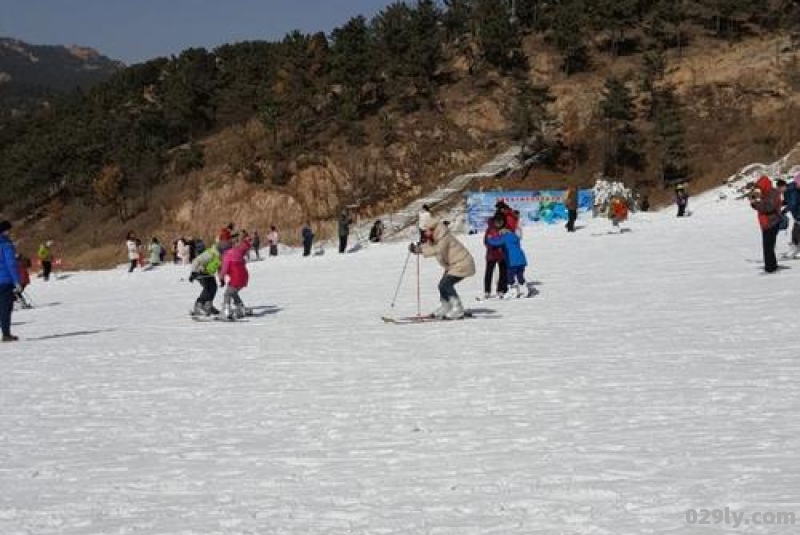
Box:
219;278;225;287
408;243;420;254
188;272;198;283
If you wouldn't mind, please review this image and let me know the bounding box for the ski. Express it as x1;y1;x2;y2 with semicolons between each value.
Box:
190;313;250;323
476;289;538;301
191;316;250;323
381;311;502;324
475;295;507;302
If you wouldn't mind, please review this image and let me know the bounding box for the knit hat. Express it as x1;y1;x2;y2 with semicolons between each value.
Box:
0;220;11;234
424;218;440;230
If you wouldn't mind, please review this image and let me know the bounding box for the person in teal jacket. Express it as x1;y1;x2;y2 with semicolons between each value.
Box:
0;220;22;341
486;216;533;298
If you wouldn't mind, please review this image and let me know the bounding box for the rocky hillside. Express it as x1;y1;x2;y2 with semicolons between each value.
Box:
0;37;122;114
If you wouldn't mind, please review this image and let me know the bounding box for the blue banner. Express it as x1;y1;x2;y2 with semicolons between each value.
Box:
465;190;593;233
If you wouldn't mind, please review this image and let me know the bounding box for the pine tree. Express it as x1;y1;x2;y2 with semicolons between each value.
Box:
329;16;377;118
474;0;524;71
599;76;643;177
510;78;557;152
593;0;640;56
549;0;591;74
442;0;475;42
651;85;689;185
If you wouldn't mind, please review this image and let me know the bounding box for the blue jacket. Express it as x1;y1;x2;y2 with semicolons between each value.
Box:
486;230;527;268
0;234;20;286
302;227;314;243
784;183;800;220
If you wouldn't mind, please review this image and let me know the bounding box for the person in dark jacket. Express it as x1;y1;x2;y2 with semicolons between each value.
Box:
783;176;800;258
369;220;385;243
676;184;689;217
0;220;22;341
302;222;315;257
483;217;508;298
252;231;261;260
564;186;579;232
338;210;353;253
750;176;786;273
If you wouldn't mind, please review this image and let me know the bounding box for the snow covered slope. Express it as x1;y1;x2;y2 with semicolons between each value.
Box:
2;195;799;534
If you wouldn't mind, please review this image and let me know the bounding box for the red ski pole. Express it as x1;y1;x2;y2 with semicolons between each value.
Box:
416;248;421;318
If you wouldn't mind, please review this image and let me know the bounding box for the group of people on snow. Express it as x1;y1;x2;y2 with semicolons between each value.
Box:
749;175;800;273
0;225;62;341
480;201;534;300
125;223;295;272
0;221;28;342
406;199;539;321
188;224;252;320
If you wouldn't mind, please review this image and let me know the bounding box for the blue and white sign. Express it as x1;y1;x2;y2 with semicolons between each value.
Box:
465;190;594;233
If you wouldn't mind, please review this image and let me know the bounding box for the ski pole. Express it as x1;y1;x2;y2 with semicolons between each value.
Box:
389;250;413;309
416;247;421;318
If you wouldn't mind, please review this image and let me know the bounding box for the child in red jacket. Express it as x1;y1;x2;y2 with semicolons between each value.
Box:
219;238;251;320
14;254;32;309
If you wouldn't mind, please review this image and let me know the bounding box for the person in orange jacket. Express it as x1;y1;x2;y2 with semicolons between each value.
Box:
608;196;629;230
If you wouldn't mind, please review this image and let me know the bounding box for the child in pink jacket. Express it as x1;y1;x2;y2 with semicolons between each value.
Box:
219;239;251;320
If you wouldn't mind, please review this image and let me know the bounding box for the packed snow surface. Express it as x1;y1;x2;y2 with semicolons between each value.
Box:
2;195;799;534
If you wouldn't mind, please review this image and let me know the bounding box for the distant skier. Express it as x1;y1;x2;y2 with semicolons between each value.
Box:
0;220;22;342
782;175;800;259
564;186;579;232
126;232;139;272
252;231;261;260
37;240;53;281
608;196;629;230
369;220;385;243
302;222;314;257
676;183;689;217
148;237;162;267
409;219;476;320
14;253;32;309
338;209;353;253
639;193;650;212
483;216;508;299
176;237;191;265
486;216;534;298
219;237;251;320
267;226;279;257
189;243;223;316
750;176;786;273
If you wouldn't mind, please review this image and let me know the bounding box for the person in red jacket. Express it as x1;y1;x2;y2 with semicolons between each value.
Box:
16;254;31;290
219;238;251;320
14;253;32;309
495;201;519;233
483;217;508;299
750;176;787;273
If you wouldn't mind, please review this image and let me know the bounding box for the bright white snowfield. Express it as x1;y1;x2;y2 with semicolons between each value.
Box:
3;195;800;535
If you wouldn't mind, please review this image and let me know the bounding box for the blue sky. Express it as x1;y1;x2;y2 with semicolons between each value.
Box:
0;0;401;64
